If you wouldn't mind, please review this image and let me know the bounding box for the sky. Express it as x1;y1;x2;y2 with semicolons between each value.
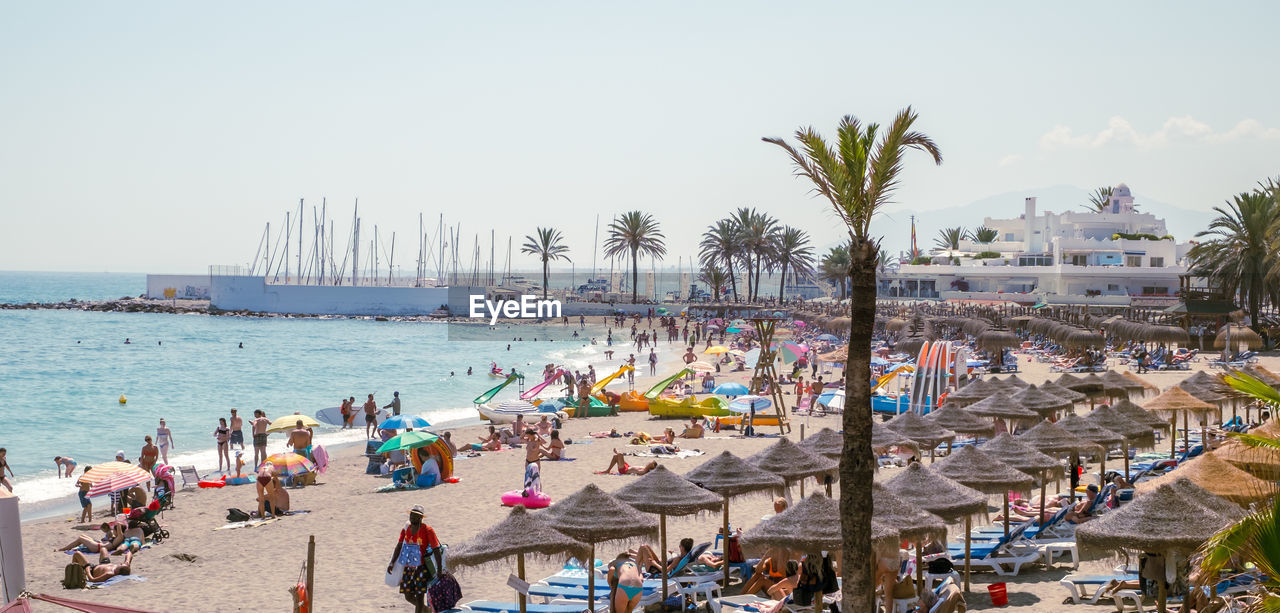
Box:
2;1;1278;275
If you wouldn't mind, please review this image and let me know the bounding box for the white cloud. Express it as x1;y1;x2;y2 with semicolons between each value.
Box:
997;153;1022;167
1040;116;1280;150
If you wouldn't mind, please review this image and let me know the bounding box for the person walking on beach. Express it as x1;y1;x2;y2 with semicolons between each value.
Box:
627;354;636;384
251;410;271;467
388;505;443;613
648;349;658;376
139;437;158;472
214;418;232;472
155;419;175;465
229;408;245;451
384;391;402;416
364;394;379;438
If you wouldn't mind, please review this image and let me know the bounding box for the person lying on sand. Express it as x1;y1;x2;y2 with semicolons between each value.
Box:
597;450;657;475
111;521;146;554
70;548;133;583
56;523;123;553
477;426;502;451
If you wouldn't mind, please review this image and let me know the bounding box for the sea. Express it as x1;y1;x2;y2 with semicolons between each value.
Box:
0;271;610;516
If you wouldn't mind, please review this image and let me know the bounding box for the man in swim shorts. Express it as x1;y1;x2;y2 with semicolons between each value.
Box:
288;420;313;461
251;410;271;467
364;394;378;438
229;408;245;451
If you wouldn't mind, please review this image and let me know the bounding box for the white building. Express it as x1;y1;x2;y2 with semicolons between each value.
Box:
879;184;1193;306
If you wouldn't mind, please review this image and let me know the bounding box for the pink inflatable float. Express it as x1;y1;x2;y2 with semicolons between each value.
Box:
501;489;551;508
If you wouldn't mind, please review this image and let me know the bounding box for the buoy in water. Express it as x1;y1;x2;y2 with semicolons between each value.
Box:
118;395;127;404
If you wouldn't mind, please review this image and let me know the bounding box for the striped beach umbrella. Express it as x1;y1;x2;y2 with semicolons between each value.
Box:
83;462;153;498
259;452;316;477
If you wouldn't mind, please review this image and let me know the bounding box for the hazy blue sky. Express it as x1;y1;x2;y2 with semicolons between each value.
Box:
2;2;1278;274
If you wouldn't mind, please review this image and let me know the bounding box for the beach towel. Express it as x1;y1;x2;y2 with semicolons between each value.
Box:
523;463;542;494
87;575;147;589
214;511;309;530
797;394;811;410
312;444;329;474
627;448;705;459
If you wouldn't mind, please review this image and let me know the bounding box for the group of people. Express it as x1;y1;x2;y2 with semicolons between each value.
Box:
339;391;402;439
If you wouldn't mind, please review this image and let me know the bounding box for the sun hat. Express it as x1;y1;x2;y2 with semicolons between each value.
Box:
115;450;126;459
409;504;425;515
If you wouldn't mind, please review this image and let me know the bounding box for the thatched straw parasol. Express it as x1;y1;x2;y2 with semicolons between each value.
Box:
1215;324;1263;350
742;493;897;557
1240;365;1280;389
1121;370;1161;394
1144;386;1219;459
1055;373;1099;394
1010;384;1074;418
1085;405;1156;476
747;438;838;497
1098;370;1140;398
926;405;995;436
932;445;1034;546
886;317;909;332
897;334;926;356
871;421;918;452
976;329;1020;352
1111;398;1171;431
797;427;842;459
1057;414;1124;480
884;462;989;591
1039;380;1087;404
541;483;660;604
684;451;785;587
993;375;1030;389
614;465;724;603
941;378;999;407
1213;439;1280;480
1076;479;1240;612
1134;453;1275;505
1176;382;1227;406
965;391;1040;422
872;483;948;543
451;506;591;613
885;411;956;453
1017;419;1101;454
980;433;1065;526
818;346;848;363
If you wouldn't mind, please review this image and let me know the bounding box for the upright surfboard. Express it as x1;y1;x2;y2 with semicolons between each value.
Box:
910;341;930;414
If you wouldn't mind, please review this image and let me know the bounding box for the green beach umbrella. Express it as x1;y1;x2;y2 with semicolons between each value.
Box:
376;430;439;453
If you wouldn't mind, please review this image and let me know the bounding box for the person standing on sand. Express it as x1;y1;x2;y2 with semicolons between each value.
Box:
388;505;443;613
229;408;245;451
214;418;231;472
384;391;402;416
364;394;379;438
576;378;592;418
139;437;158;472
339;397;353;429
251;410;271;467
648;349;658;376
288;420;313;461
155;419;175;465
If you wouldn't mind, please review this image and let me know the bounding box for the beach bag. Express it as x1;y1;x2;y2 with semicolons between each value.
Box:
385;561;405;587
429;571;462;610
725;535;745;563
226;508;251;522
63;563;87;589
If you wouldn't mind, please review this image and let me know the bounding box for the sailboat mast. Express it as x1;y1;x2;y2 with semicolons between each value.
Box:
591;214;599;282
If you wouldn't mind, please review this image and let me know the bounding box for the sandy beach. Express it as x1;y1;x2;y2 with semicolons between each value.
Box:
14;341;1279;613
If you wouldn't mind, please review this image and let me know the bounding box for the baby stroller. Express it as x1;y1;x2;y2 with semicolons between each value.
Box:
129;499;170;544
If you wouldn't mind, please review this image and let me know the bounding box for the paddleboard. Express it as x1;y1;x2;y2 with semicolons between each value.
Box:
315;406;390;426
910;341;930;413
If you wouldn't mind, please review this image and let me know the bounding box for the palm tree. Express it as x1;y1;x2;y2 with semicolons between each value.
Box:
933;226;964;252
875;248;892;274
520;227;570;300
603;211;666;304
699;219;742;302
1187;189;1279;333
727;208;779;302
774;226;815;303
764;107;941;611
820;245;850;300
970;226;999;243
1082;185;1115;212
697;266;730;302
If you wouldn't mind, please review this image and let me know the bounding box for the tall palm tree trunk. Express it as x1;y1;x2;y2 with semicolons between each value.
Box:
631;249;639;304
840;238;877;612
777;263;789;304
542;257;550;300
743;254;753;302
754;260;764;302
726;258;738;302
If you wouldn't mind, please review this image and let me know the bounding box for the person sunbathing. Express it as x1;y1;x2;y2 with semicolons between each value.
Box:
599;450;657;475
112;521;146;554
740;546;795;595
1064;484;1099;524
993;496;1066;522
55;522;123;553
478;426;502;451
660;428;677;444
679;419;705;439
540;430;565;460
766;560;801;600
70;548;133;583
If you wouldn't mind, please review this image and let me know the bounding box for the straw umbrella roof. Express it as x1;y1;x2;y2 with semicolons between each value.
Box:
965;391;1041;421
931;445;1034;495
1143;386;1218;417
1240;365;1280;389
1039;380;1087;403
883;462;988;522
542;483;659;543
1215;324;1263;350
993;375;1030;390
451;505;592;569
683;451;785;498
797;427;842;459
976;329;1020;352
747;438;839;482
1213;440;1280;480
740;494;901;557
1182;371;1232;396
1134;453;1275;505
1085;405;1156;446
885;411;957;447
1010;384;1074;417
1017;419;1103;454
942;378;999;407
1056;373;1101;394
1057;414;1125;448
872;483;948;543
871;421;918;451
1176;382;1228;405
980;433;1064;477
1098;370;1142;395
1111;398;1172;430
1121;370;1161;393
1077;373;1109;394
818;346;848;363
613;464;725;516
926;405;996;435
1076;479;1239;557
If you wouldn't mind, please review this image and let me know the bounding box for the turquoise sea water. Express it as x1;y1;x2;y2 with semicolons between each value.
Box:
0;271;147;304
0;305;609;510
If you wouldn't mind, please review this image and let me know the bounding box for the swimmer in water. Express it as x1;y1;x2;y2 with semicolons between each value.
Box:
467;367;473;375
124;338;131;344
450;371;455;377
238;342;244;348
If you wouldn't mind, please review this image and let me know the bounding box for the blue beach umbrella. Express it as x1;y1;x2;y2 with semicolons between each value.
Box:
378;414;432;430
816;334;840;342
728;395;772;413
711;382;750;396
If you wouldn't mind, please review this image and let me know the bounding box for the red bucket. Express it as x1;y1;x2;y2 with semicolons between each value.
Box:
987;582;1008;606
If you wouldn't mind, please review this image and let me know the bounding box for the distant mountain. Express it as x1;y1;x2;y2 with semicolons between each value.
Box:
870;185;1215;258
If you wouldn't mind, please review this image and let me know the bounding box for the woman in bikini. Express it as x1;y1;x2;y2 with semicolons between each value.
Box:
256;463;276;519
607;553;646;613
53;456;77;478
541;430;565;461
598;450;657;475
139;436;159;472
155;419;175;465
478;426;502;451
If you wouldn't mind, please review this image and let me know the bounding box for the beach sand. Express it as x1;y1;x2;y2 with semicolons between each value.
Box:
14;341;1278;612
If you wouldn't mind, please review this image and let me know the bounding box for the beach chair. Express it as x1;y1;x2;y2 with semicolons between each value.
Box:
458;600;604;613
1059;569;1139;604
947;521;1041;576
178;466;203;489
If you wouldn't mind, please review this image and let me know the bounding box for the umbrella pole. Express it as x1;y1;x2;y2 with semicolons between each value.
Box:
1157;574;1167;613
1002;492;1010;538
518;553;527;613
588;543;596;606
1123;441;1129;481
915;543;923;595
1183;411;1189;456
1038;475;1046;526
660;514;668;605
1169;415;1177;459
722;499;731;589
963;516;971;593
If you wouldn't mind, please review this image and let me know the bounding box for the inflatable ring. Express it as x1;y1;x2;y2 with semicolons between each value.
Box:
501;489;551;509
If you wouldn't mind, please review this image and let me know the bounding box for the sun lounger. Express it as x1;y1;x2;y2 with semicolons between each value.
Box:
178;465;202;489
458;600;603;613
948;522;1041;576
